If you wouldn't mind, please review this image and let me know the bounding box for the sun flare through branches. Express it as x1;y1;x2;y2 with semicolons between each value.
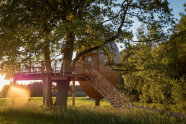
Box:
0;74;10;91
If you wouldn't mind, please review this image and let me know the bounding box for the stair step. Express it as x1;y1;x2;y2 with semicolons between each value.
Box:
85;65;131;111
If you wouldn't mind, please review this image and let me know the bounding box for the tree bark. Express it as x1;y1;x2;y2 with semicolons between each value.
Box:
55;32;74;109
44;41;53;73
55;80;70;108
43;41;53;106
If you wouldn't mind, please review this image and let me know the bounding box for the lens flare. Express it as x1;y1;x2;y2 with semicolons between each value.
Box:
6;86;30;106
0;74;10;91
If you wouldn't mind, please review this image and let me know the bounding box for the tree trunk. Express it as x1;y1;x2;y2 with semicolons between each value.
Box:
55;32;74;109
44;41;53;73
55;80;70;108
43;76;53;106
43;41;53;106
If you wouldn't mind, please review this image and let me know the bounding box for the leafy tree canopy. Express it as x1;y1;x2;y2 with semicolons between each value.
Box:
0;0;174;75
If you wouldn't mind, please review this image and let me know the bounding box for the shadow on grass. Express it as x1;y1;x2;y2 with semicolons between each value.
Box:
0;107;185;124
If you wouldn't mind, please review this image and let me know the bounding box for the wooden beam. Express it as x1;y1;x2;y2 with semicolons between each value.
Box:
45;77;48;106
11;78;16;106
72;80;75;107
95;99;100;107
43;79;46;105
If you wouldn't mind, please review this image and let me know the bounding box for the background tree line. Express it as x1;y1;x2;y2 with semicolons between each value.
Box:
0;83;86;97
117;10;186;107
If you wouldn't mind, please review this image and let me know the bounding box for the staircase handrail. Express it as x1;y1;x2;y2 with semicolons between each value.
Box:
89;67;130;109
74;61;131;109
88;64;131;109
92;67;132;106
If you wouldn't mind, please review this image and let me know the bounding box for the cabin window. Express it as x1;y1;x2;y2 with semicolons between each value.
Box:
87;56;92;62
104;59;108;64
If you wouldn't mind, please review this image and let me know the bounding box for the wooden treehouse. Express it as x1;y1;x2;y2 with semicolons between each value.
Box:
13;43;132;110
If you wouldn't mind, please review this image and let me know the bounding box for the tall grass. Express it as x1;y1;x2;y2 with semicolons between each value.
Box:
134;102;186;114
0;97;185;124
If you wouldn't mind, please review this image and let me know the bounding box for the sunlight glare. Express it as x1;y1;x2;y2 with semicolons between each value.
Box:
7;86;30;106
0;74;10;91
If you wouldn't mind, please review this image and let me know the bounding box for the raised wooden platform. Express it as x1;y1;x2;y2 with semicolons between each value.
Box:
14;73;68;81
13;72;89;82
13;60;90;82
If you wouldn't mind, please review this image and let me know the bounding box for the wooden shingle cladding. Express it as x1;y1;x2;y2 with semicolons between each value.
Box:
79;42;120;100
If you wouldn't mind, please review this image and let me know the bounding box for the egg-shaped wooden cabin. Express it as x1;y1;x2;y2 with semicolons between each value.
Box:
78;42;120;106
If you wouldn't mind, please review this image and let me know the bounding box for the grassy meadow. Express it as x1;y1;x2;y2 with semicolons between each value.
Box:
0;97;185;124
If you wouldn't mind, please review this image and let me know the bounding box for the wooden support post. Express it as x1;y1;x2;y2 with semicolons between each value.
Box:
45;77;48;106
54;61;56;73
18;63;21;73
29;57;32;73
95;99;100;107
11;78;16;106
43;79;46;105
72;80;75;107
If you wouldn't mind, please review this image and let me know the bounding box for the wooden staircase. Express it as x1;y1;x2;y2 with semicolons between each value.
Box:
75;62;133;111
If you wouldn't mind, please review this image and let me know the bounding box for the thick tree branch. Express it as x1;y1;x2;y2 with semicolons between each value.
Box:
45;0;69;22
101;10;122;24
113;68;147;72
73;35;118;62
132;38;165;43
74;0;133;62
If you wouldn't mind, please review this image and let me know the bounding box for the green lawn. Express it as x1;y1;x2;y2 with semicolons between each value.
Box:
0;97;185;124
0;97;111;108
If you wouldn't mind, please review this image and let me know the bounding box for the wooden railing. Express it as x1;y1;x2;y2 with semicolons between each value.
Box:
14;60;62;74
89;64;132;108
13;60;90;75
72;62;132;111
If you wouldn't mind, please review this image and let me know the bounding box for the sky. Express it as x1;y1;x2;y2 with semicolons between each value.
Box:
131;0;185;29
0;0;185;88
169;0;185;20
117;0;186;51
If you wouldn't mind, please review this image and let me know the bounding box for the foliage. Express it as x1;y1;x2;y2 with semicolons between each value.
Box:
119;11;186;106
0;0;174;76
0;83;86;97
68;85;86;97
27;82;43;97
